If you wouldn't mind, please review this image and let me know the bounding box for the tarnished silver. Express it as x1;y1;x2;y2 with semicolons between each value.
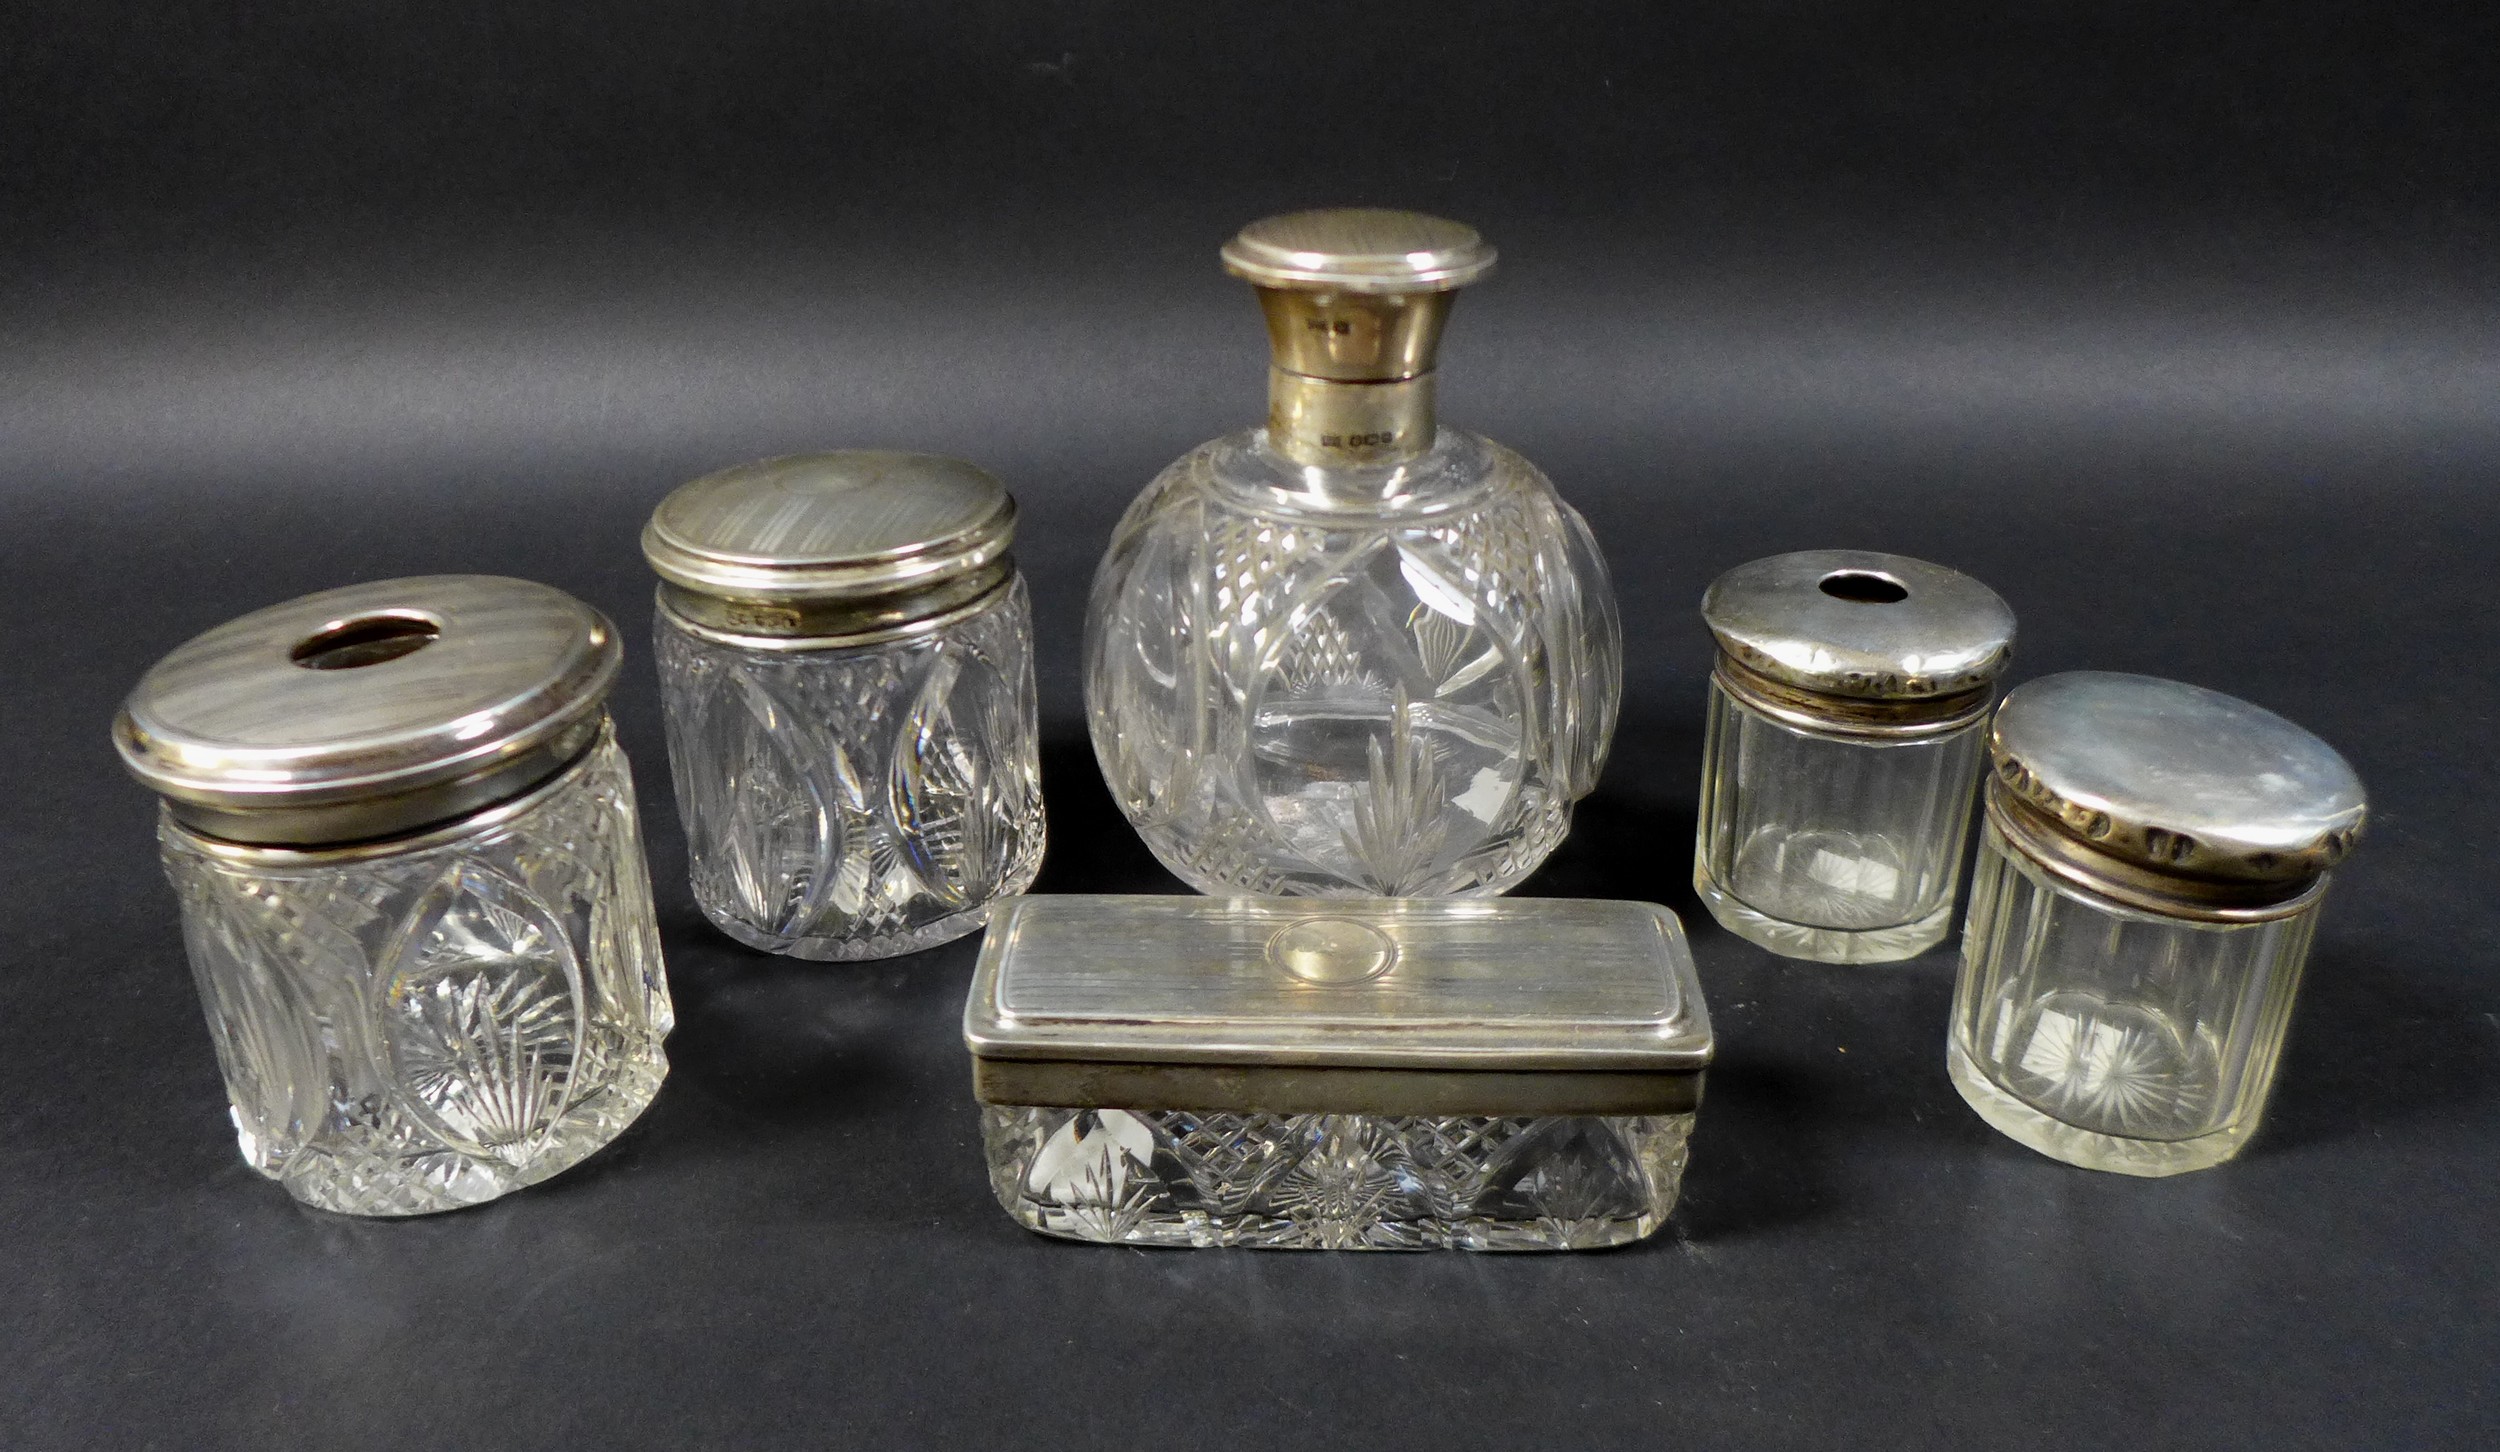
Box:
114;576;619;845
1222;209;1495;468
642;451;1017;642
1985;672;2366;918
965;896;1710;1115
1702;550;2017;730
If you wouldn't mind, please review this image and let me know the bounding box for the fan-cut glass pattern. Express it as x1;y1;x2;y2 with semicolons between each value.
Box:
654;578;1043;960
1086;429;1619;897
159;726;672;1215
983;1105;1692;1250
1947;816;2320;1176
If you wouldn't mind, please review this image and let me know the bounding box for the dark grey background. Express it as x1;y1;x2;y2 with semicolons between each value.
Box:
3;3;2495;1447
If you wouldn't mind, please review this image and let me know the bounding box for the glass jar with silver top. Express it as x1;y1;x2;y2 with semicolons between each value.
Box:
1949;672;2365;1176
644;451;1045;960
967;895;1712;1251
114;576;674;1216
1693;550;2016;963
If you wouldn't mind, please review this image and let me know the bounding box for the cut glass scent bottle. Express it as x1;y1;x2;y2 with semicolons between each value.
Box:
965;895;1713;1251
114;576;673;1215
1085;209;1621;897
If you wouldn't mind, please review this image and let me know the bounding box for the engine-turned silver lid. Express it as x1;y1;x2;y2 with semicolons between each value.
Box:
1702;550;2016;733
966;895;1712;1117
1986;671;2366;916
115;575;620;847
643;451;1017;640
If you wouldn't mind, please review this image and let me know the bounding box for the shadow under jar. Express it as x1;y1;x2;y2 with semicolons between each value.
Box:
966;895;1713;1251
1949;672;2366;1176
1694;551;2016;963
113;576;674;1216
644;452;1045;960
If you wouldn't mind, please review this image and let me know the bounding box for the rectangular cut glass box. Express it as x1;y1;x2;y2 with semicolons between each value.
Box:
965;895;1712;1251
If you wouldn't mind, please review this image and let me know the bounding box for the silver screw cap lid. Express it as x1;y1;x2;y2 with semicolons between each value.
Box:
642;451;1015;609
1701;550;2017;701
1221;209;1497;294
1990;672;2366;890
115;575;620;847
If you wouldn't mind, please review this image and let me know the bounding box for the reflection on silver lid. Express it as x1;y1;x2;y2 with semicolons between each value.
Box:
965;895;1711;1074
1221;209;1497;294
1991;671;2366;889
642;451;1016;605
1702;550;2017;701
115;575;618;846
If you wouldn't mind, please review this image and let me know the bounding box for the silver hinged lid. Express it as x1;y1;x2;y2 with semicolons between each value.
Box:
643;452;1016;638
115;575;619;847
966;896;1711;1117
1702;550;2017;705
1988;672;2366;909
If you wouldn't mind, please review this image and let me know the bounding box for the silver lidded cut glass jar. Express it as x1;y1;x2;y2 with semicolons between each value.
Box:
1087;210;1621;897
1694;551;2016;963
1949;672;2365;1176
966;895;1712;1250
113;576;673;1216
644;452;1044;960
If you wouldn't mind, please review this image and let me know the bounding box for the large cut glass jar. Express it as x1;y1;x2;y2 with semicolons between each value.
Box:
644;452;1044;959
966;894;1712;1250
1694;551;2016;963
1949;672;2366;1176
113;576;674;1216
1087;210;1621;897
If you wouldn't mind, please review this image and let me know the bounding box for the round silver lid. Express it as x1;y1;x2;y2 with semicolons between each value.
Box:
1702;550;2017;701
1991;672;2366;889
642;451;1015;607
1221;209;1497;294
115;575;619;846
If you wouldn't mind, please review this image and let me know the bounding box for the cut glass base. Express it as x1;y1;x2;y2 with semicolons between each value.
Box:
1947;1037;2252;1177
982;1105;1692;1250
1694;860;1954;964
699;880;1028;962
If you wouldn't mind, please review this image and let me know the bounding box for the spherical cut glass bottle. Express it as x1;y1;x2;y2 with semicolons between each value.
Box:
1087;210;1622;897
1948;672;2366;1176
113;576;674;1216
644;452;1045;959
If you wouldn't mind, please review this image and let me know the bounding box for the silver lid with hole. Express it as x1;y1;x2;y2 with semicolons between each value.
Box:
643;452;1016;640
1220;209;1497;294
114;575;620;847
1702;549;2017;708
1987;672;2366;914
965;896;1712;1117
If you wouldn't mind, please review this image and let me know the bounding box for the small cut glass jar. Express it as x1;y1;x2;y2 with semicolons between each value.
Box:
965;895;1713;1251
1694;550;2017;963
113;576;674;1216
1949;672;2366;1176
644;452;1045;960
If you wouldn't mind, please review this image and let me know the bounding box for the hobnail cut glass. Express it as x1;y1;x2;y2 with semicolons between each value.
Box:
654;578;1045;960
1947;817;2320;1176
983;1105;1691;1250
159;727;673;1216
1086;428;1620;897
1693;679;1988;962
